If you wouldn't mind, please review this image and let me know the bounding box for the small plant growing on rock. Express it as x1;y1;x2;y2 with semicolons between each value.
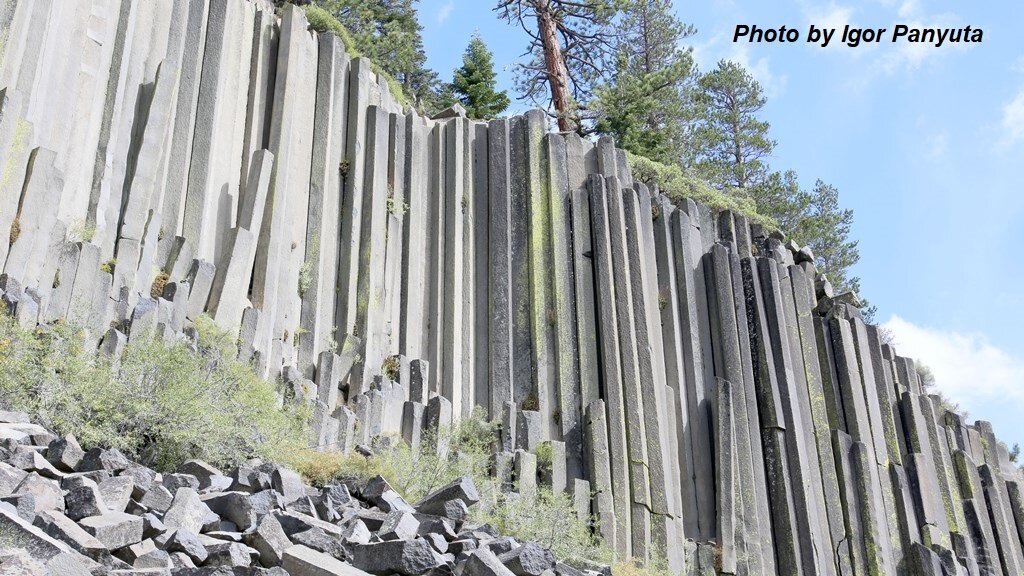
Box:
521;392;540;411
297;261;313;297
100;259;117;275
381;355;401;380
150;271;169;299
8;217;20;245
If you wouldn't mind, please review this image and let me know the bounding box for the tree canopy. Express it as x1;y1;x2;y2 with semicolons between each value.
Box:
452;34;511;119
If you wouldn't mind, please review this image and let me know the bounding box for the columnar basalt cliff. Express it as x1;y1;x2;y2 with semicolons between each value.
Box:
0;1;1021;575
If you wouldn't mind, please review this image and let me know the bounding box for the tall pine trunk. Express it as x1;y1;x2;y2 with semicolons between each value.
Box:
535;0;574;132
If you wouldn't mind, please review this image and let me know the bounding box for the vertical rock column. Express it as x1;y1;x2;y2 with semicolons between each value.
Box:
251;4;317;368
623;185;676;565
424;120;445;398
487;118;513;418
399;112;430;360
440;116;466;415
354;106;392;392
668;205;716;541
508;115;533;409
605;176;651;558
564;134;600;413
587;174;631;559
471;122;490;414
524;110;556;438
546;134;583;482
651;199;701;542
297;33;349;375
335;56;371;346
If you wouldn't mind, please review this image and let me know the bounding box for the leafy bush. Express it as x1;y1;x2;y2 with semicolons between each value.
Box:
0;314;309;471
488;488;610;564
289;449;380;486
626;151;777;231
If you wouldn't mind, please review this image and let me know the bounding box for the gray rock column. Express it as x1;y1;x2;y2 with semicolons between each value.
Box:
545;134;583;482
564;134;600;416
441;117;466;416
335;57;372;341
353;106;391;393
523;110;556;438
605;177;653;558
668;207;715;541
585;400;616;550
5;148;63;286
487;118;513;418
587;175;631;558
651;200;700;534
399;112;429;361
298;33;349;375
471;121;490;416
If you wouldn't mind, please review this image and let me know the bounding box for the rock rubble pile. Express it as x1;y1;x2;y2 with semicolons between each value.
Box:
0;413;607;576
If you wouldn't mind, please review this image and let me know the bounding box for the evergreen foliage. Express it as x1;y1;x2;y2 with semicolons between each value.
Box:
594;0;698;167
750;171;862;296
452;34;510;119
496;0;621;130
312;0;451;113
694;60;776;189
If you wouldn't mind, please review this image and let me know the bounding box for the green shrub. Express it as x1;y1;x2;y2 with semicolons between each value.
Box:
289;449;384;486
626;151;778;231
487;488;610;564
0;314;309;471
535;440;554;475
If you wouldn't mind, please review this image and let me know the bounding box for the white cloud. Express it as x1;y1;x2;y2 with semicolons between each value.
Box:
436;0;454;24
877;11;973;73
690;31;786;98
882;315;1024;419
923;130;948;160
803;2;854;34
726;43;788;98
897;0;920;18
1002;88;1024;145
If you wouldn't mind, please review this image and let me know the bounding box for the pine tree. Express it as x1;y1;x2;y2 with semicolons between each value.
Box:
323;0;447;112
593;0;698;167
496;0;620;132
752;173;861;296
694;60;775;189
452;35;510;119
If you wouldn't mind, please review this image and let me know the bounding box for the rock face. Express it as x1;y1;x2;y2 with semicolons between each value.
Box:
0;433;593;576
0;2;1022;576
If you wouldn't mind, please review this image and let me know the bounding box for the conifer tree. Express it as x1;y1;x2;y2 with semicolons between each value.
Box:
452;35;511;119
752;173;861;297
323;0;447;112
496;0;620;132
694;60;775;189
593;0;698;167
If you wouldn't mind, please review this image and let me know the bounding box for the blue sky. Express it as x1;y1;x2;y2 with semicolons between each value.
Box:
418;0;1024;449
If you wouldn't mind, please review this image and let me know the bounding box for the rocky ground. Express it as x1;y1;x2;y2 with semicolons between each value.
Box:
0;412;609;576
